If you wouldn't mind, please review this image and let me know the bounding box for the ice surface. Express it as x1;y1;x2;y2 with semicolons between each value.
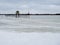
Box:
0;15;60;32
0;30;60;45
0;15;60;45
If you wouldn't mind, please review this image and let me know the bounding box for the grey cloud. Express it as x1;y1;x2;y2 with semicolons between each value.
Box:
0;0;60;13
0;0;60;5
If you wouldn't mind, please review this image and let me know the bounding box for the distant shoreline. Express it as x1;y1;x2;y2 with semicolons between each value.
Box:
0;13;60;15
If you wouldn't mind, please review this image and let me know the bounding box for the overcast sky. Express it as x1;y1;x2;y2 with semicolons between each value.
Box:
0;0;60;14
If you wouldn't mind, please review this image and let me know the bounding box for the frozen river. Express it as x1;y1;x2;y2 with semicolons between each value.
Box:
0;15;60;45
0;15;60;32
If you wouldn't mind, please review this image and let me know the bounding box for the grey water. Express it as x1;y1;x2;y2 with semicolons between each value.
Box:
0;15;60;33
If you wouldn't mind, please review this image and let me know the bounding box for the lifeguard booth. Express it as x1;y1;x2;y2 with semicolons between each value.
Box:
16;11;20;17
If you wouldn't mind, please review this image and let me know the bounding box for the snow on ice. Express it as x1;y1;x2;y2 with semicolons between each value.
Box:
0;15;60;45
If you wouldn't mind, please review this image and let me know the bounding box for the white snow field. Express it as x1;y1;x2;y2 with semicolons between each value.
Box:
0;15;60;45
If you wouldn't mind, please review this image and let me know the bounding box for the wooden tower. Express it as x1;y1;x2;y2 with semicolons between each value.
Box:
16;11;20;17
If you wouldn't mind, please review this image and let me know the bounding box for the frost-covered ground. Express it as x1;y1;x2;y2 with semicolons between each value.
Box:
0;15;60;45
